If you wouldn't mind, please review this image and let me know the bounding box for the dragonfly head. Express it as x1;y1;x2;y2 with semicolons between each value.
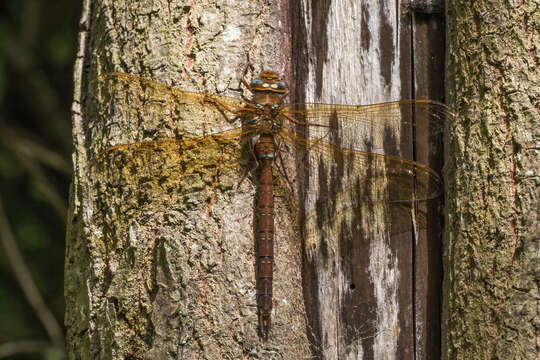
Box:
250;71;287;109
249;71;287;94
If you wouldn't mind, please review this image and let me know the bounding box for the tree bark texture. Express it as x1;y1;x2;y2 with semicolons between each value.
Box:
67;0;312;358
444;0;539;359
292;1;445;359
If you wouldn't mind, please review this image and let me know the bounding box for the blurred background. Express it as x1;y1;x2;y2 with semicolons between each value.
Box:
0;0;80;358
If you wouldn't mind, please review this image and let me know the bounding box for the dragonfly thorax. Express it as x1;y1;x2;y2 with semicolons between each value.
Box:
249;72;286;136
250;109;282;135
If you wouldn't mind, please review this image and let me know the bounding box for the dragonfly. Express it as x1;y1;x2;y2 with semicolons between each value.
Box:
92;70;451;339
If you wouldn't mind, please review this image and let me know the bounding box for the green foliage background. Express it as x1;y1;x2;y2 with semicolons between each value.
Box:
0;1;80;358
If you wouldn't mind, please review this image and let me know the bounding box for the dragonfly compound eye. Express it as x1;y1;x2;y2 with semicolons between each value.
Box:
272;104;279;109
277;81;286;88
252;79;263;85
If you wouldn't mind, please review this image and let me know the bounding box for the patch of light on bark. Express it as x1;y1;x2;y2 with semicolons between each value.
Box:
222;25;242;42
85;206;93;222
128;224;138;246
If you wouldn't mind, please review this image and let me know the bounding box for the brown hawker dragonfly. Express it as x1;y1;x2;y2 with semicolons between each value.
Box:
92;71;451;339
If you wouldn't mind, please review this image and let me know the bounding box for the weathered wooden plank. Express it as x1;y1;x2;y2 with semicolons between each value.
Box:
291;0;445;358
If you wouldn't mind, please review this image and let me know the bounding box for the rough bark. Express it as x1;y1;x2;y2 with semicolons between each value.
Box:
66;0;311;358
443;0;539;359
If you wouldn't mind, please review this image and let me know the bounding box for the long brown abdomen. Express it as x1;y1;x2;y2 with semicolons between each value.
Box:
254;135;275;338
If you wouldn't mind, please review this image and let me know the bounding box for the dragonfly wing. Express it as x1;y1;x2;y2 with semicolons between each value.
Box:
99;126;257;155
278;101;446;240
281;100;452;139
277;100;452;204
279;128;442;204
282;100;450;167
92;72;258;144
93;126;258;195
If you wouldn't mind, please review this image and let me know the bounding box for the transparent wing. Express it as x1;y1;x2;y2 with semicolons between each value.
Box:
281;100;451;135
277;100;452;204
93;125;257;169
96;72;256;116
92;126;258;196
279;128;441;203
89;72;258;150
99;126;257;156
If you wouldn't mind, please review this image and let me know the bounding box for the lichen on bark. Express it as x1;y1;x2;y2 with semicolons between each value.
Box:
443;0;539;358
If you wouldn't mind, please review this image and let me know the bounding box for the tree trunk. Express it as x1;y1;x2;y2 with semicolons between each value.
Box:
66;0;311;358
443;0;539;359
292;1;445;359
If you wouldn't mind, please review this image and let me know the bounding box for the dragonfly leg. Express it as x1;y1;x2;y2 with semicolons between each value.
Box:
203;95;255;116
240;94;257;105
240;64;259;103
240;60;255;90
279;152;295;193
241;79;252;92
282;113;333;129
272;143;294;193
236;165;255;190
235;146;259;189
282;113;311;127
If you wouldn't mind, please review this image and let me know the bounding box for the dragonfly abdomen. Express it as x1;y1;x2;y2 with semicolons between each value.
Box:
254;135;275;338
